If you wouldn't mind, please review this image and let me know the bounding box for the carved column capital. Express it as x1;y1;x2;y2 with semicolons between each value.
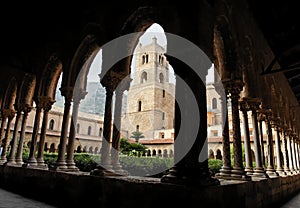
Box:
73;88;88;104
222;79;243;100
101;71;128;92
60;86;73;103
37;96;55;111
245;97;261;112
1;108;16;119
239;99;250;113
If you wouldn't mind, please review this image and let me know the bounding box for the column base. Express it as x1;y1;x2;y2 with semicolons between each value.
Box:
66;160;80;172
49;160;68;171
252;168;269;179
112;163;129;176
161;166;220;186
15;159;24;166
90;166;120;176
244;167;254;176
230;168;251;180
266;169;279;178
4;161;21;167
22;162;48;170
0;159;7;164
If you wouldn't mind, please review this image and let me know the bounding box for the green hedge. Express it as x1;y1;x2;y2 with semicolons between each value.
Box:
22;152;223;177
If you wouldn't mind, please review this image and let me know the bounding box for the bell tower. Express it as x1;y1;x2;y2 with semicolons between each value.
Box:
121;36;175;140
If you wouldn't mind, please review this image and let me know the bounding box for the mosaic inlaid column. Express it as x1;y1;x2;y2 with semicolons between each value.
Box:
225;80;248;179
239;100;253;175
66;89;87;171
0;109;16;163
248;99;268;178
215;82;232;178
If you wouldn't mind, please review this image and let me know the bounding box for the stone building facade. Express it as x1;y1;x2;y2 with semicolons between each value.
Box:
121;37;175;155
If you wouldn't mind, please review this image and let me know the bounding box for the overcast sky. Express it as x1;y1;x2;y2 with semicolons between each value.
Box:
87;23;214;83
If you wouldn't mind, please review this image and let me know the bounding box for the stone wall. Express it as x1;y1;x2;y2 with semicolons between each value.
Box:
0;165;300;208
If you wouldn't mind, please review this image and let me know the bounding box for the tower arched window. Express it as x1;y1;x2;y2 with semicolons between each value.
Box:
99;127;103;137
159;54;164;65
49;119;55;130
138;101;142;112
141;72;147;83
142;54;149;64
159;73;164;83
212;98;217;109
88;126;92;135
76;123;80;134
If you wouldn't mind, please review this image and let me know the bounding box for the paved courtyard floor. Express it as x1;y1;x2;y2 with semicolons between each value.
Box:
0;188;56;208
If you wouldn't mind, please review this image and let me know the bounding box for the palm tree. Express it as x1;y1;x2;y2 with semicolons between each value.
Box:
130;130;145;143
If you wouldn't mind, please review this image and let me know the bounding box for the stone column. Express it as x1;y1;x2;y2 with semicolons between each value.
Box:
226;80;248;179
6;109;22;165
272;118;285;176
258;114;266;168
66;89;87;171
24;98;43;167
91;86;114;175
248;99;268;178
111;78;130;175
36;97;55;168
215;82;232;178
289;129;297;173
286;128;295;174
52;87;73;170
295;138;300;172
281;126;291;174
161;58;219;185
239;99;253;175
0;114;8;145
264;111;278;177
15;106;32;165
0;109;16;163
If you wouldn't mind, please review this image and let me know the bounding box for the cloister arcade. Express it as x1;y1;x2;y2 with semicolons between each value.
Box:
0;0;300;207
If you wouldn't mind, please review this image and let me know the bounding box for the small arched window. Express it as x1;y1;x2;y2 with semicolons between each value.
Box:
99;127;103;137
141;72;147;83
88;126;92;135
49;119;55;130
76;123;80;134
138;101;142;112
159;73;164;83
212;98;217;109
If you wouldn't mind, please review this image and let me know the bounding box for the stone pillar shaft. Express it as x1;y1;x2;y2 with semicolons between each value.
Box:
0;111;15;163
15;111;29;164
27;106;42;165
36;109;50;167
7;111;22;164
264;116;277;177
111;88;127;174
240;101;253;175
66;90;86;171
229;84;245;177
273;126;284;175
217;92;232;176
54;91;72;170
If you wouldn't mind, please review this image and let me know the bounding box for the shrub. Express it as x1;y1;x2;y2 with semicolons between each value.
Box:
208;159;223;175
